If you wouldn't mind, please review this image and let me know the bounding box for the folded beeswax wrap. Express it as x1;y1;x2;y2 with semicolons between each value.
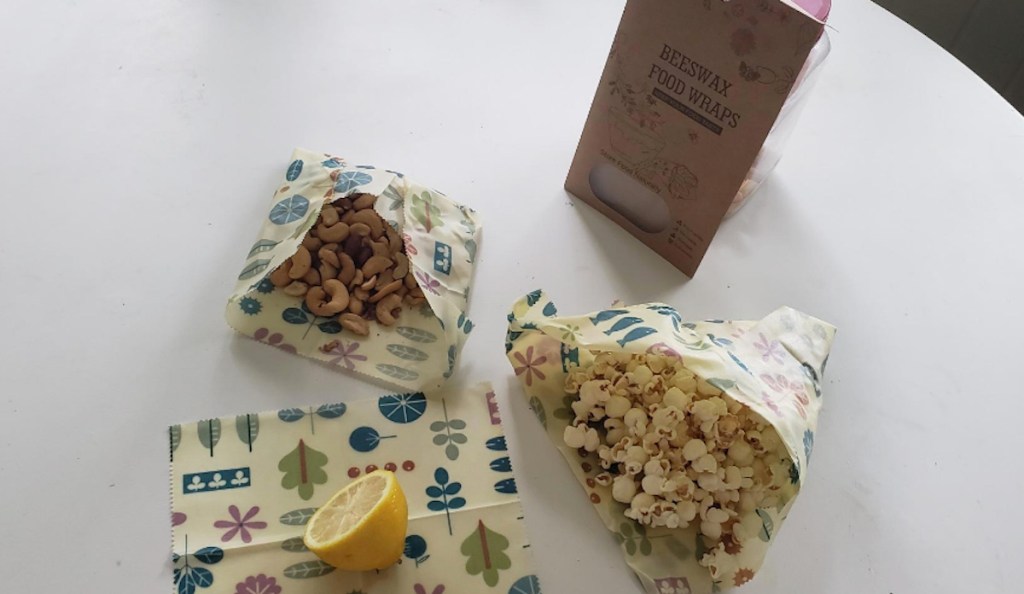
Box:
505;291;834;594
169;383;539;594
226;148;480;391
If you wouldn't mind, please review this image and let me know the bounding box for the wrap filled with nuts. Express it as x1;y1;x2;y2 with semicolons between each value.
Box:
226;149;480;390
505;291;834;593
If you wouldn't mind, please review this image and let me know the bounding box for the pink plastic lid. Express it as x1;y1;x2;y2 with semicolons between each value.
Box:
791;0;831;21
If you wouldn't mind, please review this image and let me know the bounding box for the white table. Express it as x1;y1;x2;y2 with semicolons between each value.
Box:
2;1;1022;592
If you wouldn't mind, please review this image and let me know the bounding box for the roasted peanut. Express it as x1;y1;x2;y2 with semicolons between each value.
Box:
375;293;402;325
270;260;293;287
353;193;376;210
339;313;370;336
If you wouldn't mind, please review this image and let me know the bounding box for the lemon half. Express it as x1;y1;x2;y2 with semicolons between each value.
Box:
302;470;408;571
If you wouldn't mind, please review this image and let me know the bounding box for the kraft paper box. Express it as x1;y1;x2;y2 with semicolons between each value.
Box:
566;0;824;276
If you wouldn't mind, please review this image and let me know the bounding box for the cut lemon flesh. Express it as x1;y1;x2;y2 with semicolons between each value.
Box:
303;470;408;571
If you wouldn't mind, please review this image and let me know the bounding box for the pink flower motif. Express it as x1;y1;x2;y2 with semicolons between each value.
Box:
214;505;267;543
760;392;781;416
402;232;418;256
730;28;756;56
753;333;784;364
325;339;367;370
513;346;547;386
253;328;297;354
171;512;187;527
414;585;445;594
415;271;441;295
647;342;683;360
235;574;281;594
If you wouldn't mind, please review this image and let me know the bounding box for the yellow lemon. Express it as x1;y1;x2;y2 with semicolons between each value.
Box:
302;470;408;571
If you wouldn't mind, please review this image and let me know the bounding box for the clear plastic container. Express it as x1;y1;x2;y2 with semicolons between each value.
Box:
726;0;831;216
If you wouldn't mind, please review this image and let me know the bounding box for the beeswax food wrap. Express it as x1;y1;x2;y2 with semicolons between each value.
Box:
226;149;480;391
506;291;833;593
169;383;539;594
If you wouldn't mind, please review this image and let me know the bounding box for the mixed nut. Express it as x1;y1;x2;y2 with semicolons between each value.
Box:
563;352;789;556
268;193;424;336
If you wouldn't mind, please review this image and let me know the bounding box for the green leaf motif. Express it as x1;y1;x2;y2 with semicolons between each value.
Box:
197;419;221;454
460;520;512;587
464;238;477;264
169;425;181;457
665;537;691;560
235;414;259;450
410;191;443;232
707;378;736;391
247;239;280;259
280;537;308;552
278;439;329;501
386;344;429;362
396;327;438;343
756;508;774;542
283;560;335;579
279;507;317;526
282;308;310;325
528;397;546;429
376;364;419;382
238;259;272;281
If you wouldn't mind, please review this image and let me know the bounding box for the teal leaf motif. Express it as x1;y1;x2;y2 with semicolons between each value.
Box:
386;344;429;361
756;508;774;542
707;378;735;391
235;414;258;451
278;408;305;422
282;308;310;325
237;259;271;281
197;419;221;455
525;290;542;307
283;560;335;579
376;364;419;382
281;537;308;552
334;171;372;193
247;239;281;259
279;508;317;526
286;159;303;181
317;320;342;334
396;327;438;343
169;425;181;459
193;547;223;565
315;403;347;419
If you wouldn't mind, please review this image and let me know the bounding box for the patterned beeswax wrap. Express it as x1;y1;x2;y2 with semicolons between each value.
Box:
226;148;480;391
169;383;539;594
505;291;834;594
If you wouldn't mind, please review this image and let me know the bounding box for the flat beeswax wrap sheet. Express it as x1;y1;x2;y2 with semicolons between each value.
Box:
169;383;539;594
226;148;480;391
506;291;834;594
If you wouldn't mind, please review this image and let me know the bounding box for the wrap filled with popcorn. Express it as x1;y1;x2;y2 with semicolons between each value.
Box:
505;291;834;593
226;149;480;390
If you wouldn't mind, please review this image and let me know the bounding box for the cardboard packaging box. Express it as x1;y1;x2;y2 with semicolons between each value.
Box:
566;0;825;276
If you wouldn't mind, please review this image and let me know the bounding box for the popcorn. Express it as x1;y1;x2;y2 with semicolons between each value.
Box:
561;352;790;557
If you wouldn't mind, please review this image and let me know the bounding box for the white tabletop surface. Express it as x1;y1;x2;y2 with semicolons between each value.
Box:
2;0;1023;592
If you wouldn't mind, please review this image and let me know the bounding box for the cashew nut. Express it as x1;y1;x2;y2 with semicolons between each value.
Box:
362;255;394;278
319;262;338;282
349;222;371;237
317;222;350;243
338;313;370;336
404;273;418;289
353;193;376;210
350;268;364;288
301;235;323;252
370;279;403;302
353;287;370;301
321;205;339;226
288;246;312;279
375;293;403;325
360;275;377;291
349;296;364;316
338;252;356;285
269;260;293;287
349;209;384;238
284;281;309;296
302;268;321;286
318;247;340;268
392;253;409;279
305;279;350;316
369;239;390;258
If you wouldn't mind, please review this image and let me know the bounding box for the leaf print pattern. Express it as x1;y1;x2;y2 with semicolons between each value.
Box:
803;429;814;464
349;426;396;452
404;534;430;566
430;399;467;460
235;414;259;452
198;419;221;457
508;575;542;594
614;521;652;556
286;159;304;181
278;439;329;500
411;191;443;232
426;467;465;535
283;559;335;579
173;543;223;594
379;392;429;423
460;520;512;587
278;508;317;526
754;332;785;364
214;505;267;543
